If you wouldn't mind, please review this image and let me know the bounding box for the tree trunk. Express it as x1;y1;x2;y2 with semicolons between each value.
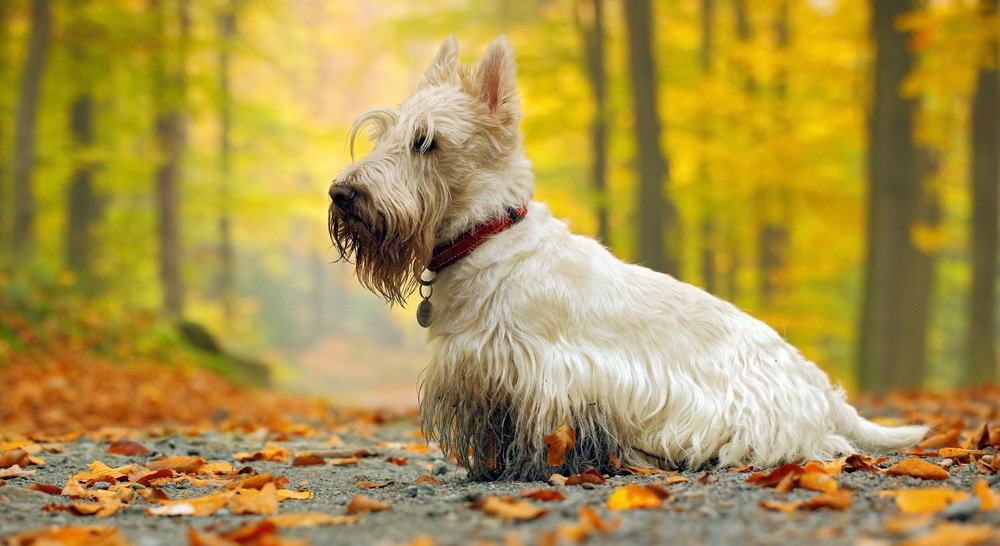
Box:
623;0;680;276
577;0;610;245
151;0;189;319
217;1;237;321
65;94;101;282
858;0;923;393
12;0;51;258
698;0;717;293
0;1;11;263
966;0;1000;385
758;0;791;307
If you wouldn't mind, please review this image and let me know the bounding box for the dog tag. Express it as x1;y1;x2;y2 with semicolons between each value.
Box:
416;299;433;328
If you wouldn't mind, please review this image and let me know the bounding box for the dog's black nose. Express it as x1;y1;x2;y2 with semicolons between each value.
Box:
329;185;356;210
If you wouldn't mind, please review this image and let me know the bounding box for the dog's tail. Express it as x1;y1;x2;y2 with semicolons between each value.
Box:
836;400;928;453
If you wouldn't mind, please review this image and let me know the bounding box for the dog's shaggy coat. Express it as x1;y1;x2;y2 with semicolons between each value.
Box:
329;36;927;481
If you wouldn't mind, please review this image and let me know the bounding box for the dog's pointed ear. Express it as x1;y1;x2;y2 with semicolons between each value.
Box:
424;35;459;85
474;35;518;120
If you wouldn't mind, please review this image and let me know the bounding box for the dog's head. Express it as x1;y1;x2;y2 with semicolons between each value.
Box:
328;35;525;304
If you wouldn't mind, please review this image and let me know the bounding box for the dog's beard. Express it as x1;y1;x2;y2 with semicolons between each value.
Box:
328;199;434;306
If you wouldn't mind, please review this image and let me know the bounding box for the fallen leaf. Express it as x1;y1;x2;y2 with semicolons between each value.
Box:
356;480;392;489
106;440;150;456
520;488;566;502
607;484;666;510
233;443;291;463
564;468;605;486
543;424;576;467
746;463;804;492
760;499;800;512
0;465;36;479
544;506;620;543
972;479;998;511
729;465;754;473
799;463;838;493
329;457;360;466
801;489;852;510
663;476;688;485
414;475;438;485
29;483;62;495
919;429;961;449
194;461;235;475
346;494;391;515
145;455;206;474
229;483;279;515
0;449;31;469
548;473;568;486
385;457;408;466
624;466;670;475
844;453;886;472
276;488;312;501
133;468;173;486
885;488;970;514
885;458;949;481
267;512;363;528
976;454;999;474
899;522;993;546
292;453;325;467
939;448;987;462
478;496;546;520
2;525;134;546
146;491;234;516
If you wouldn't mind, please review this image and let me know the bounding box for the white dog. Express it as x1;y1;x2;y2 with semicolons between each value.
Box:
328;36;927;480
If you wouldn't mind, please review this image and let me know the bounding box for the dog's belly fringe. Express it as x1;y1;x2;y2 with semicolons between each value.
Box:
419;203;921;481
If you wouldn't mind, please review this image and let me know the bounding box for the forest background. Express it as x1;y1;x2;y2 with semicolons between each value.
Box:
1;0;998;407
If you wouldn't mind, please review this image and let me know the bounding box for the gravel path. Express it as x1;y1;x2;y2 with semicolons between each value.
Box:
1;422;998;546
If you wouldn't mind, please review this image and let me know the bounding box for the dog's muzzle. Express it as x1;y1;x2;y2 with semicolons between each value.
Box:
329;184;357;212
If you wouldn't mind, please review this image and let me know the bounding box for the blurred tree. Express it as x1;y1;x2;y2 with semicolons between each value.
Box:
64;2;104;286
0;1;10;265
12;0;51;258
576;0;610;245
757;0;791;308
966;0;1000;385
858;0;926;392
698;0;717;294
151;0;189;319
623;0;679;276
217;0;238;321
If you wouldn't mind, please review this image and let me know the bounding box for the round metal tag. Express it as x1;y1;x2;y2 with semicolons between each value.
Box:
416;299;433;328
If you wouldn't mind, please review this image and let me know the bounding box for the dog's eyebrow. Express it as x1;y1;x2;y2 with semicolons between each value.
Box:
349;108;399;161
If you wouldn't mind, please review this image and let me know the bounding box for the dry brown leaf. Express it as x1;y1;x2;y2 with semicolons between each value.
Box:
329;457;360;466
564;468;605;486
414;475;438;485
233;442;291;463
939;448;987;462
146;490;234;516
276;489;312;501
885;488;970;514
267;512;363;528
520;488;566;502
548;473;568;486
844;453;886;472
976;454;999;474
2;525;134;546
729;465;754;473
885;458;949;481
29;483;62;495
624;466;670;475
195;461;235;475
663;475;688;485
0;465;36;479
106;440;149;456
545;506;620;543
606;484;666;510
543;424;576;467
386;456;408;466
356;480;392;489
800;463;838;493
145;455;206;474
291;453;325;467
478;496;546;520
919;429;961;449
898;522;993;546
346;494;391;515
801;489;852;510
746;463;804;492
0;449;30;469
228;483;279;515
133;468;173;486
972;478;998;511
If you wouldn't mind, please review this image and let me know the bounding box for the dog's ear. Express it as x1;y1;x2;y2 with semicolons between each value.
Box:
474;35;518;120
424;35;459;85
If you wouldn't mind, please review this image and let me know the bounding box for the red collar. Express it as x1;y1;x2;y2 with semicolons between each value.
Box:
427;205;528;272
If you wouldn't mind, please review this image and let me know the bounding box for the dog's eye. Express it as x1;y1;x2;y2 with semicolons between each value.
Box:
412;134;436;154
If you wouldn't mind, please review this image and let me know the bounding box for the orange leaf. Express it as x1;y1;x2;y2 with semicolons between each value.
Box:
346;494;391;515
919;429;960;449
607;484;665;510
972;479;998;512
145;455;206;474
885;488;969;514
292;453;325;466
415;475;439;485
228;483;279;515
0;449;30;469
520;488;566;502
146;491;234;516
543;424;576;467
107;440;149;456
478;496;546;520
801;489;851;510
799;470;838;493
267;512;362;528
885;458;949;481
356;480;392;489
746;463;804;491
233;442;291;463
898;522;992;546
2;525;133;546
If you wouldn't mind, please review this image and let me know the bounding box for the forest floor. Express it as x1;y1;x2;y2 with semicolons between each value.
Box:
2;354;1000;545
